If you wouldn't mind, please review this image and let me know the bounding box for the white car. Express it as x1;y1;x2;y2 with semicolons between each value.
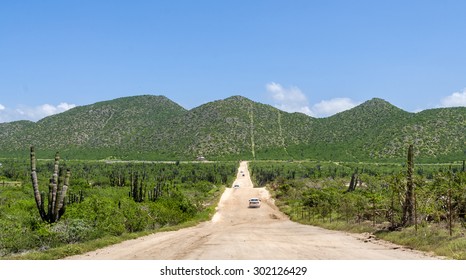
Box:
248;198;261;208
233;184;240;188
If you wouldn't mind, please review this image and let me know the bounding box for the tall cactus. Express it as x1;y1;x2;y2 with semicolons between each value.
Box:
346;168;358;193
129;171;146;202
30;146;71;223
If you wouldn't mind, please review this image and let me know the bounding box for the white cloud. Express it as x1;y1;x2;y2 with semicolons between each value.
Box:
266;82;359;117
311;98;360;117
440;89;466;107
0;102;76;123
57;102;76;111
266;82;314;116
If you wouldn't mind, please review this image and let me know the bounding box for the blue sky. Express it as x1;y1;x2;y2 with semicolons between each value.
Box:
1;0;466;122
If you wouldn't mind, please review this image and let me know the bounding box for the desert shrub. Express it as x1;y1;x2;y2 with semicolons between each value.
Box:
65;195;125;238
120;199;149;233
50;219;95;243
0;219;36;255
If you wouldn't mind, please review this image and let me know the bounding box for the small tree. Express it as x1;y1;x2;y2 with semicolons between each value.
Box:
30;146;71;223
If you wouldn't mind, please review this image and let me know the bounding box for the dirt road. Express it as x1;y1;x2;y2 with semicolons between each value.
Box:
67;162;437;260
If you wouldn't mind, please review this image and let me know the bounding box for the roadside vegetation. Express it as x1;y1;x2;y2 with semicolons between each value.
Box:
0;156;237;259
1;144;465;260
250;159;466;259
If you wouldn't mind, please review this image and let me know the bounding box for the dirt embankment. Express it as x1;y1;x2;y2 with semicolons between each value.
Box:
66;162;438;260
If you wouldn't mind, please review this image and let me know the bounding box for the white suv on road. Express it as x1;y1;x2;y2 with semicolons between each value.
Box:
248;198;261;208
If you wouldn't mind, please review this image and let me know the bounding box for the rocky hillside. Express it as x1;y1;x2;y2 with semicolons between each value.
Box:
0;95;464;162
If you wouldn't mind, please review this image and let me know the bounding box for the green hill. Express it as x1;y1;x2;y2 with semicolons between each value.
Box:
0;95;464;162
305;98;415;161
0;95;187;159
0;120;36;156
170;96;317;160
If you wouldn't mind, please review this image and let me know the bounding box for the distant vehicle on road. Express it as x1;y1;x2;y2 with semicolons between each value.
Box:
233;184;240;188
248;198;261;208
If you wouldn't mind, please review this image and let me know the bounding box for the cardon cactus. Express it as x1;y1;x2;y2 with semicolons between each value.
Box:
30;146;71;223
129;171;146;202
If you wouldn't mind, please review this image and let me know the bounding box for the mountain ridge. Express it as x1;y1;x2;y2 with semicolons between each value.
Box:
0;94;464;162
